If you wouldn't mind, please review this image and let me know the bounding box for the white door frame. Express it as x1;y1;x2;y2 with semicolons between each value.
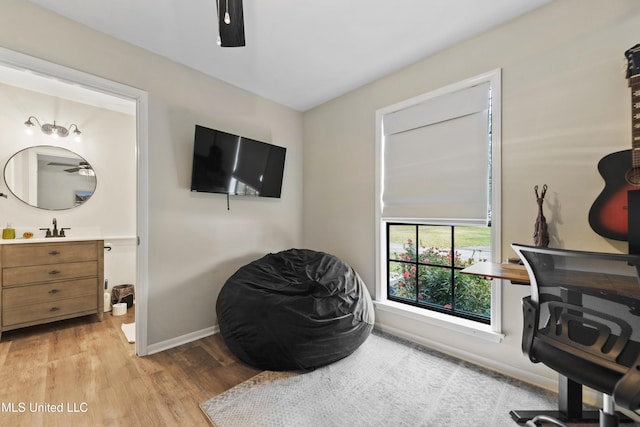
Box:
0;47;150;355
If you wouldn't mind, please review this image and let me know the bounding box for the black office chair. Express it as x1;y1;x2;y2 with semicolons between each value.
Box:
511;244;640;427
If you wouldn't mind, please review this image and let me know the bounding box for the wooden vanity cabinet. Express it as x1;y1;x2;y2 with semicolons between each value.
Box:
0;240;104;338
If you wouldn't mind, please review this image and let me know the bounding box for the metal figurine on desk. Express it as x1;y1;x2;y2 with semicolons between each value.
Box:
533;184;550;248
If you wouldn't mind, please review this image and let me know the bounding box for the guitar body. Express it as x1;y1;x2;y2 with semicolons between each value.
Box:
588;149;639;240
589;45;640;241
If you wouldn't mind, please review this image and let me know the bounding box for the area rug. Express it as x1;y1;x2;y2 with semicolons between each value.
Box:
120;322;135;343
200;331;570;427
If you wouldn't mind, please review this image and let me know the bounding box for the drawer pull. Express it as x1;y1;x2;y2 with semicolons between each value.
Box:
49;307;60;312
48;289;60;294
48;270;61;275
48;250;61;255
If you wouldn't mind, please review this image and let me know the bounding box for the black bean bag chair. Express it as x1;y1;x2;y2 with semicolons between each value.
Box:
216;248;375;371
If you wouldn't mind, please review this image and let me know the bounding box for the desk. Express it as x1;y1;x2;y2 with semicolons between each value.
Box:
460;261;529;283
461;262;634;424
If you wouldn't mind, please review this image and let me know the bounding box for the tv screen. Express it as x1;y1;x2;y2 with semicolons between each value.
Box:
190;125;286;198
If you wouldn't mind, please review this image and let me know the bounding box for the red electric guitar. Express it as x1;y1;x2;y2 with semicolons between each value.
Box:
588;44;640;241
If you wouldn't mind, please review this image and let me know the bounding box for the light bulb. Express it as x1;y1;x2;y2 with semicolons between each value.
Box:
224;12;231;24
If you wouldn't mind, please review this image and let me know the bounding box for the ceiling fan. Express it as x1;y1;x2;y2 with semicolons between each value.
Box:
47;161;94;174
216;0;245;47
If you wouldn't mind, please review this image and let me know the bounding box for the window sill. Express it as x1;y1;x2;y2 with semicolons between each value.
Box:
373;299;504;343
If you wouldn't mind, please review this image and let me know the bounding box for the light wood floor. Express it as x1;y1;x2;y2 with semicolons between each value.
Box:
0;307;261;427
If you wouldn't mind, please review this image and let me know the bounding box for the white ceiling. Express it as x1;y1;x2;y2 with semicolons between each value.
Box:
27;0;552;112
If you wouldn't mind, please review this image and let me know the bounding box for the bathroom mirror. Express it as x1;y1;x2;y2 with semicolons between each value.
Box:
4;145;97;210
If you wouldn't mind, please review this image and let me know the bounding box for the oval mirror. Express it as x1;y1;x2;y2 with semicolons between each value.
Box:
4;145;97;210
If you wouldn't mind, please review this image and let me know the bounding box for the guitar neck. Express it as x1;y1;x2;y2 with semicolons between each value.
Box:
631;74;640;168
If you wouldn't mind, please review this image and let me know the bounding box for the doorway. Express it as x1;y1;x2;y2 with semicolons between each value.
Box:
0;47;149;355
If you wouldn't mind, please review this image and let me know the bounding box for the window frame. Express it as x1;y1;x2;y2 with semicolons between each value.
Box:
375;69;502;337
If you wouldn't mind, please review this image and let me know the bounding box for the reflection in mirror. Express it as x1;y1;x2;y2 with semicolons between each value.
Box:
4;145;97;210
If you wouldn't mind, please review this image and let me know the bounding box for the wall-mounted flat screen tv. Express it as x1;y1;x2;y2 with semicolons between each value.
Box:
190;125;286;198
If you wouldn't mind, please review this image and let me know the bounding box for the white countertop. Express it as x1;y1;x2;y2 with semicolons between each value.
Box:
0;236;105;244
0;226;136;244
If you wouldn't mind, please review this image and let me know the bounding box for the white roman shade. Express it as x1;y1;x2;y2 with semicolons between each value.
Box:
381;82;491;223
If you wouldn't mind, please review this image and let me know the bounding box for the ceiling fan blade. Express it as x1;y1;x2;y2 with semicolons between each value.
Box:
48;162;77;167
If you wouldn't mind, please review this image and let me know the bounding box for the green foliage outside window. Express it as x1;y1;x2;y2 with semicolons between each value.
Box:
389;237;491;319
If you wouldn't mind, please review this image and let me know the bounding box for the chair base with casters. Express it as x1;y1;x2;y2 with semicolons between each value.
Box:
511;244;640;426
509;364;635;425
513;394;631;426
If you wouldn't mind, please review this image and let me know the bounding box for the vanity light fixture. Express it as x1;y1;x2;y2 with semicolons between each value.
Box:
24;116;82;141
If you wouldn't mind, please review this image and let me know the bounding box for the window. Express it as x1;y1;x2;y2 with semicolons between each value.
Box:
387;223;492;324
375;69;501;331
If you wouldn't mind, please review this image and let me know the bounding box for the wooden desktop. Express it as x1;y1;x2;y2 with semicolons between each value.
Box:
460;261;529;283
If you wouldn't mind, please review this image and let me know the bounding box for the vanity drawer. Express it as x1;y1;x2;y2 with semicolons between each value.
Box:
2;241;98;268
3;294;97;327
3;261;98;287
3;278;97;307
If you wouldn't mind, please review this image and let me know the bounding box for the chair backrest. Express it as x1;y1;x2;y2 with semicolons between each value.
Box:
512;244;640;411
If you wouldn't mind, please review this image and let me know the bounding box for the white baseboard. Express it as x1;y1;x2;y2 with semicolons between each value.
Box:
146;325;219;355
